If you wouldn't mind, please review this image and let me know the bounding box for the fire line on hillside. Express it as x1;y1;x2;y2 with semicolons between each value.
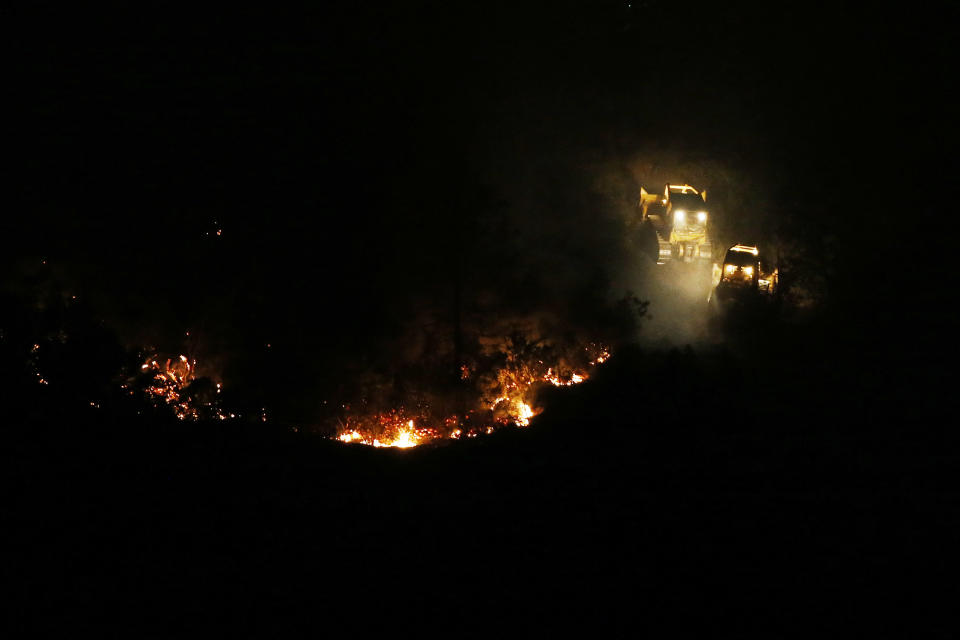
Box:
116;342;610;450
337;345;610;448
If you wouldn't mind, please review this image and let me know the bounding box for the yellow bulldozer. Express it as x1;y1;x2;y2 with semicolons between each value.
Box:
638;183;713;265
709;244;779;305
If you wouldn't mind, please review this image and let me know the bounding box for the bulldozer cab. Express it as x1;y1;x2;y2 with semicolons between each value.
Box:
665;184;699;197
668;192;706;212
719;245;761;287
718;245;778;295
664;184;703;206
663;184;707;226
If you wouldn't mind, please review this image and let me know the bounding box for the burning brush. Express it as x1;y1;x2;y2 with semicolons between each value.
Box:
336;342;611;447
126;354;231;421
337;410;446;448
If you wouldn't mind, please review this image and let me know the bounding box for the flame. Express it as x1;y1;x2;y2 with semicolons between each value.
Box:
544;369;585;386
337;412;442;448
336;343;610;447
381;421;420;448
590;349;611;365
515;402;534;427
130;354;228;421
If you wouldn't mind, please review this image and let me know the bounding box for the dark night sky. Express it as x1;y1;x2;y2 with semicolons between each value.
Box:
9;1;950;417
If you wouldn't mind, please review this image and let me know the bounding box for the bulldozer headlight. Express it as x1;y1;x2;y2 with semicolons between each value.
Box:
724;264;736;275
697;211;707;222
674;209;685;223
743;266;754;277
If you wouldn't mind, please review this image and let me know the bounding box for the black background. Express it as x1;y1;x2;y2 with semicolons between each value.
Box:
6;1;956;635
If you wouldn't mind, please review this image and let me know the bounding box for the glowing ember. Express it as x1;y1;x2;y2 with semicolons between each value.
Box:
129;354;228;421
381;421;420;448
337;411;442;448
336;343;610;447
515;402;534;426
544;369;585;387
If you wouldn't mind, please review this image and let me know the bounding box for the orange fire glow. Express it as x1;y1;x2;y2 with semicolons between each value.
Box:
336;343;610;447
130;354;230;421
337;412;444;448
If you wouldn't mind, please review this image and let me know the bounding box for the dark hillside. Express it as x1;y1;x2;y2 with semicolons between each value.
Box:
5;318;955;635
6;1;954;636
